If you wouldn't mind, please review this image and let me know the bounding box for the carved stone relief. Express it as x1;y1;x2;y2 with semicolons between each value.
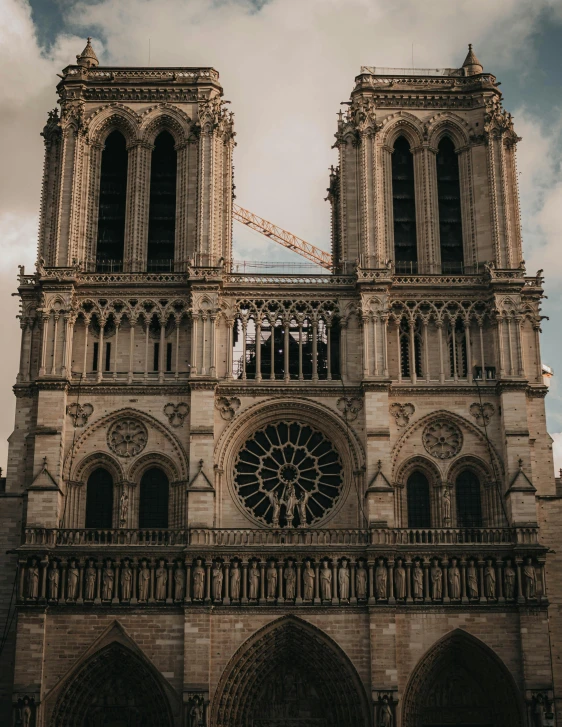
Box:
389;402;415;428
469;402;495;426
422;420;463;460
163;402;190;427
107;418;148;457
336;396;363;422
215;396;241;421
66;402;94;427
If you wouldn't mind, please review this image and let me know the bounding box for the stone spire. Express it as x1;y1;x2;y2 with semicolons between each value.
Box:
76;37;99;68
462;43;483;76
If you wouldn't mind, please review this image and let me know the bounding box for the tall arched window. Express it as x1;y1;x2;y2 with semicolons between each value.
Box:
392;136;417;273
147;131;177;272
85;468;114;528
399;319;423;379
139;467;169;528
456;471;483;527
96;131;128;272
407;472;431;528
437;136;463;273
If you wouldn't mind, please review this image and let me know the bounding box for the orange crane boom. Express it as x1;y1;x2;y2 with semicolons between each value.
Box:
233;204;332;271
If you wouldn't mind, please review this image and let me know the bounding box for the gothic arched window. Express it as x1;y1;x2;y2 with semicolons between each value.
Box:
147;131;177;272
392;136;417;273
139;467;169;528
399;319;423;379
437;136;463;273
96;131;128;272
407;471;431;528
85;468;114;528
456;470;483;527
448;318;468;379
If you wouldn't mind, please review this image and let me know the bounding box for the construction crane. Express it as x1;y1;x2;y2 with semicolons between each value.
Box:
233;204;333;271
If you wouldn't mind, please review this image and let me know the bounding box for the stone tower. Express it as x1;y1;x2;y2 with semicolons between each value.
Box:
1;40;560;727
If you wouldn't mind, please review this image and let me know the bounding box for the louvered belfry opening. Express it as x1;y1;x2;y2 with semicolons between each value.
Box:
437;136;464;273
96;131;128;272
392;136;418;273
147;131;177;272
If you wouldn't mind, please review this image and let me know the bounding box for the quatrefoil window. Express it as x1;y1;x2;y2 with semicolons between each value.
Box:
422;420;463;460
234;421;344;527
107;418;148;458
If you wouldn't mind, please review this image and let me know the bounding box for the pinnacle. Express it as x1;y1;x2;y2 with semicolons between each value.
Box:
76;37;99;68
462;43;483;74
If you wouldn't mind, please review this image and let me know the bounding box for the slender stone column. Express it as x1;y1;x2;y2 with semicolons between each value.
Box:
51;313;59;375
39;314;49;376
255;320;262;382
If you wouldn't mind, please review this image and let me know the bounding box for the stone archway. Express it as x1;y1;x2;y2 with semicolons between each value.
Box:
402;630;524;727
212;616;371;727
49;642;175;727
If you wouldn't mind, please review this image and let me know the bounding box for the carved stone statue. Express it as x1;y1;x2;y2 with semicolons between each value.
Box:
431;559;442;600
121;559;132;601
155;559;167;600
484;559;496;599
338;559;350;600
394;559;406;600
212;562;223;601
356;559;368;600
27;558;39;599
230;561;241;600
303;560;315;600
85;559;97;600
284;559;296;600
504;559;516;600
524;557;537;600
249;560;260;600
376;559;387;600
282;482;298;527
67;559;79;601
320;560;332;600
467;560;478;599
266;561;277;599
119;489;129;525
48;561;60;600
442;486;451;525
532;692;550;727
138;560;150;601
174;564;185;601
21;697;32;727
268;490;281;528
412;561;423;599
378;694;393;727
102;559;114;600
297;490;310;528
448;558;461;600
188;695;204;727
193;559;205;601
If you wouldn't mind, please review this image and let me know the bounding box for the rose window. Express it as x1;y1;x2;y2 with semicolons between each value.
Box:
234;422;344;527
422;420;463;460
107;418;148;458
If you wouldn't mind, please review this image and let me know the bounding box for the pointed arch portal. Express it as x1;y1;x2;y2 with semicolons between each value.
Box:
212;616;371;727
50;642;174;727
402;630;523;727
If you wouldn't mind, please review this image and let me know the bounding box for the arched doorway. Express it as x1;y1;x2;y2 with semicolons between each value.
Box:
49;642;174;727
212;616;371;726
402;630;523;727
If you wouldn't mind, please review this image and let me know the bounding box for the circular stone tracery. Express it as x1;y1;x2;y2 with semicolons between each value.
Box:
422;420;463;460
234;421;344;527
107;418;148;458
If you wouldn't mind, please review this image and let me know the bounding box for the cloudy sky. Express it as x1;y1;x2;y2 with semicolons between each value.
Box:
1;0;561;473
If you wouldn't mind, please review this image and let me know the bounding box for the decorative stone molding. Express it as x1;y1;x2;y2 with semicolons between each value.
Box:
107;418;148;458
336;396;363;422
422;420;463;460
163;402;189;427
215;396;241;421
389;402;415;428
66;402;94;427
469;402;495;426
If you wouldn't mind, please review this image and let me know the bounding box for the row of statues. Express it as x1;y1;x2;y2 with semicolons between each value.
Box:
24;555;540;603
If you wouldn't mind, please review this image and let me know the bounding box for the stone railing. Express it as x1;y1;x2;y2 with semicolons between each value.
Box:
23;526;537;548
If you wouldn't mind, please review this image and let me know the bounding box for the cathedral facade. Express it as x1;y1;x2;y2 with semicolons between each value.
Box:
1;40;561;726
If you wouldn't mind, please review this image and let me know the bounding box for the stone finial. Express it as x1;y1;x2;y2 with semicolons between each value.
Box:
462;43;483;76
76;37;99;68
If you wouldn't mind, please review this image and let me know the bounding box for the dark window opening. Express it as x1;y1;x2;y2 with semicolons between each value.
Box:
448;319;467;378
139;467;169;528
407;471;431;528
437;137;463;273
392;136;417;272
399;320;422;379
153;342;160;372
105;342;111;372
92;342;99;372
456;471;483;527
166;342;173;372
85;468;114;529
96;131;127;272
147;131;177;271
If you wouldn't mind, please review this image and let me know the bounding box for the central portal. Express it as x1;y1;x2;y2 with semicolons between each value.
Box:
252;662;328;726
